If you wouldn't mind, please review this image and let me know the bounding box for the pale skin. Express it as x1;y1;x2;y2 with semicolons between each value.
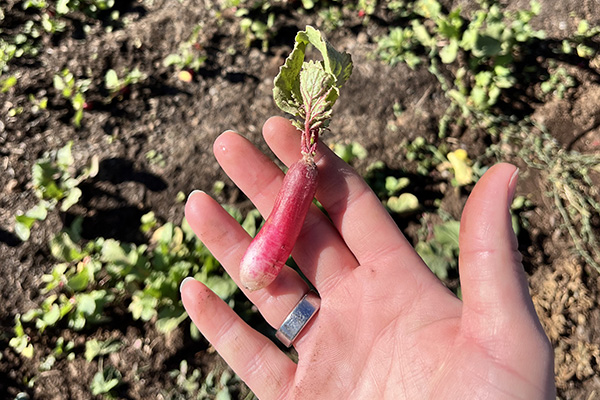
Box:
181;116;556;399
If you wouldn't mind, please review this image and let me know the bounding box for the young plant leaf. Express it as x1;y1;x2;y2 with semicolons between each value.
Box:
447;149;473;186
387;193;420;214
273;26;352;129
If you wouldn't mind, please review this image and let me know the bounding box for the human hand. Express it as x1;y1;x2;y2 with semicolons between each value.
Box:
181;116;556;399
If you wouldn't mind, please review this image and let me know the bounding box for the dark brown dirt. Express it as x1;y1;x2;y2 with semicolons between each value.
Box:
1;0;599;399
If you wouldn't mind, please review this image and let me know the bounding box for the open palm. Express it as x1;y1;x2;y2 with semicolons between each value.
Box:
181;117;555;399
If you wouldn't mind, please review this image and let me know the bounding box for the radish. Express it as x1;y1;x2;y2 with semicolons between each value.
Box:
239;26;353;291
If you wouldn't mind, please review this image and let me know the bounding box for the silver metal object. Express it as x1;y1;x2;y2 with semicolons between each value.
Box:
276;291;321;347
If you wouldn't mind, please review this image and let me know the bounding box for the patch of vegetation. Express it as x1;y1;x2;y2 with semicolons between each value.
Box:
378;0;600;275
492;121;600;273
4;0;600;397
163;24;207;78
14;141;98;241
377;0;546;123
53;69;91;127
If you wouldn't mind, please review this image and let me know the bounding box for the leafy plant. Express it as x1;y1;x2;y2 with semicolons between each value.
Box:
439;148;475;186
53;69;91;127
17;208;256;336
1;74;17;92
85;339;123;362
55;0;116;16
145;149;166;167
163;24;207;74
39;337;76;371
168;360;202;398
318;6;344;32
540;65;576;99
197;367;239;400
405;136;448;175
386;192;420;214
14;141;99;241
415;218;461;280
239;11;275;52
560;19;600;59
90;359;122;396
332;141;368;163
492;120;600;273
377;27;421;68
377;0;546;119
0;36;39;76
9;315;34;358
363;162;420;215
104;67;146;99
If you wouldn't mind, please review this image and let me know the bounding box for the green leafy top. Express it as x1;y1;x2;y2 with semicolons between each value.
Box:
273;26;352;135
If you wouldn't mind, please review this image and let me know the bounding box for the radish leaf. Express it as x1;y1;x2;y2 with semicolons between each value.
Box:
273;26;352;129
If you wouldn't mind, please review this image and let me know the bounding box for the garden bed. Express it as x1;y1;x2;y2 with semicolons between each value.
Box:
1;0;599;398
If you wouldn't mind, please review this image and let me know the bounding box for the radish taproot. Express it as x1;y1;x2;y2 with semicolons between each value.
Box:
239;26;353;291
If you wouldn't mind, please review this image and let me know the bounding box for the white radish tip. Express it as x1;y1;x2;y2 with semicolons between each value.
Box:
239;260;280;292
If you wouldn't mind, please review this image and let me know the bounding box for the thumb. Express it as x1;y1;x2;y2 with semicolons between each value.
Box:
458;163;540;335
458;163;555;400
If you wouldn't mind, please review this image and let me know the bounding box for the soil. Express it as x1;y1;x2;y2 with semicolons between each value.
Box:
1;0;599;399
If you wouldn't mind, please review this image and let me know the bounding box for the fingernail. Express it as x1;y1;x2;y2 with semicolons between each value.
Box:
507;167;519;205
180;277;195;293
187;190;204;202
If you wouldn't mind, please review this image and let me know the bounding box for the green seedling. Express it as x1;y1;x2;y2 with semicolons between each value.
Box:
145;149;166;167
240;11;275;52
377;27;421;68
360;162;419;215
437;148;474;187
415;218;461;280
52;336;75;360
405;136;448;175
14;141;99;241
53;69;91;127
90;359;122;396
510;195;534;236
212;180;226;196
40;12;67;33
105;68;146;99
318;7;344;32
197;367;240;399
385;176;411;196
163;24;207;77
9;315;34;358
0;40;18;75
85;339;123;362
29;93;49;113
39;337;75;371
386;193;420;214
540;66;576;99
332;141;368;164
55;0;116;15
1;75;17;92
168;360;202;398
559;20;600;59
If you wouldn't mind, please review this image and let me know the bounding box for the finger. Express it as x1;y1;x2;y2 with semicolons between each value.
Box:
458;163;543;334
185;190;309;329
213;130;358;293
180;278;296;399
263;117;432;278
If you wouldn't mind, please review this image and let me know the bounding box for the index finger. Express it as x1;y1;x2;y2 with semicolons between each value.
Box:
263;117;425;272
